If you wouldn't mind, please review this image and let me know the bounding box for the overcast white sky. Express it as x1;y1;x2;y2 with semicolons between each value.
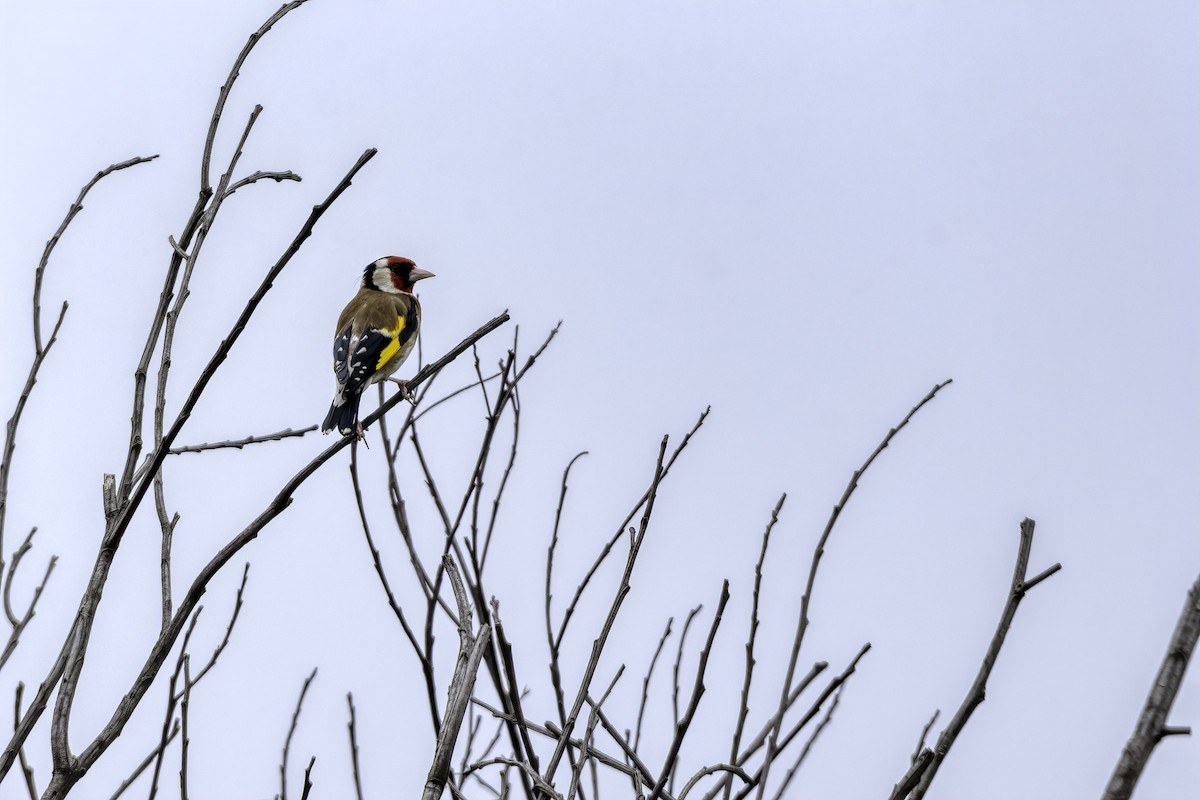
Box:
1;1;1198;798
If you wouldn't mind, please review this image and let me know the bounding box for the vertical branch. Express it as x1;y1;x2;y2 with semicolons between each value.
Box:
1102;571;1200;800
347;693;365;800
13;683;37;800
542;436;670;787
178;657;192;800
907;519;1061;799
279;668;319;800
648;582;730;800
725;495;784;800
546;452;589;742
423;557;492;800
635;619;674;753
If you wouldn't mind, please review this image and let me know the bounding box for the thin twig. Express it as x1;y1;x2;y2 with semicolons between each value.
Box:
543;436;671;787
649;582;730;800
911;710;939;765
105;719;180;800
570;668;624;800
0;528;57;671
758;380;951;800
179;657;191;800
546;452;590;748
1;153;152;638
279;668;318;800
725;495;784;800
554;411;709;652
13;683;36;800
167;426;318;456
768;687;842;800
635;618;674;752
347;693;365;800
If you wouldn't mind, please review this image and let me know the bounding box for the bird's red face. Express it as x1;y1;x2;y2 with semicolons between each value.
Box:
366;256;435;294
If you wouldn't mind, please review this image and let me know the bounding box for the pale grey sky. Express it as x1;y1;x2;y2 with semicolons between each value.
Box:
1;1;1198;798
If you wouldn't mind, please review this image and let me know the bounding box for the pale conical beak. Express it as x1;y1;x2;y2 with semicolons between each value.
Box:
409;267;435;282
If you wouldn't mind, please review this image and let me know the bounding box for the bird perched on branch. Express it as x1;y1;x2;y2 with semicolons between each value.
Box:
322;256;434;438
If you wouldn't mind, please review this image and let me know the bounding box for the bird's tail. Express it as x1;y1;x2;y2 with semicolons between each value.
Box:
321;391;362;436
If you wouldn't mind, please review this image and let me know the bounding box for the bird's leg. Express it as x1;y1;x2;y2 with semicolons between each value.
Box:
389;378;415;405
355;420;370;448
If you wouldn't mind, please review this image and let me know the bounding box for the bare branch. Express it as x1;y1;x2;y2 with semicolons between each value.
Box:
649;582;731;800
105;719;180;800
546;452;590;745
346;693;365;800
279;668;318;800
569;668;624;800
224;169;302;197
888;749;933;800
733;645;869;800
178;563;250;693
726;495;784;800
768;686;842;800
2;153;154;606
0;528;57;671
543;436;670;787
423;557;492;800
679;765;751;800
759;380;951;799
554;410;709;652
166;426;318;457
910;710;939;765
908;518;1060;799
13;683;37;800
179;657;192;800
201;0;312;193
300;757;316;800
635;617;674;752
1102;571;1200;800
349;445;429;677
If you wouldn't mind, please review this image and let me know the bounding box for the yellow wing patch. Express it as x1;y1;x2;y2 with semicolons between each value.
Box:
375;316;407;369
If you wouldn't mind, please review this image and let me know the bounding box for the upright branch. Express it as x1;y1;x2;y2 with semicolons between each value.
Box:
905;518;1061;799
423;557;492;800
0;154;156;652
758;379;951;799
279;668;319;800
726;495;785;800
648;581;731;800
542;436;671;788
1102;571;1200;800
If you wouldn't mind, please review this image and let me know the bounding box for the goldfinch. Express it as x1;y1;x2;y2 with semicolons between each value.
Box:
322;256;434;437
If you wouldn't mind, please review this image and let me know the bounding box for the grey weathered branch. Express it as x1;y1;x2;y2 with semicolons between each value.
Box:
1102;571;1200;800
906;518;1061;799
423;557;492;800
